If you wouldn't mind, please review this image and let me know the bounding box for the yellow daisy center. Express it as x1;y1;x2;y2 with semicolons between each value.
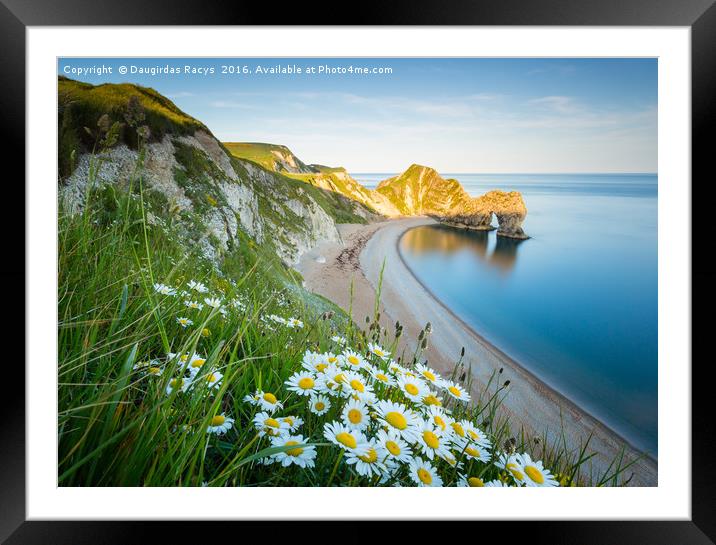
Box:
348;409;363;424
423;431;440;450
451;422;465;437
468;430;481;441
315;363;328;372
169;378;183;389
433;416;446;430
422;371;436;381
148;367;161;374
298;377;315;390
180;355;189;362
315;402;325;411
210;415;225;426
328;356;338;363
374;349;384;357
191;359;206;368
263;392;277;404
201;328;210;337
386;440;401;455
525;465;545;484
334;373;346;383
385;412;408;430
423;395;442;406
206;373;217;383
283;417;294;426
448;386;462;397
465;446;480;457
417;468;433;485
507;463;524;481
285;440;304;457
265;418;280;428
468;477;484;487
405;383;419;396
376;373;389;382
359;448;378;463
336;432;357;449
348;355;360;366
350;379;365;392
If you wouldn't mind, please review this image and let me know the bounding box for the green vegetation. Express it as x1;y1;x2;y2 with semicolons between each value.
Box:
223;142;312;173
58;76;207;178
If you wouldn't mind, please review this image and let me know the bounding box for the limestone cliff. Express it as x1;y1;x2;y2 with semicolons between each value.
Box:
376;164;529;239
58;78;374;267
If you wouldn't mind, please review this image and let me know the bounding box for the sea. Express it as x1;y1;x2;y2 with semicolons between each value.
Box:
354;173;658;457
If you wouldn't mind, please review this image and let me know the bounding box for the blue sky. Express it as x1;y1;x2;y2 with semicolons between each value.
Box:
58;58;657;173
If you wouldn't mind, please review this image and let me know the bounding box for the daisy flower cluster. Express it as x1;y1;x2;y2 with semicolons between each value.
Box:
241;341;559;487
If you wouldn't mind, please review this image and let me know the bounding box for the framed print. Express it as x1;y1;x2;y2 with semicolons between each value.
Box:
5;0;715;542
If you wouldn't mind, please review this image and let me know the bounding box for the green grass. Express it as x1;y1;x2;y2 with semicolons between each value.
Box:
58;76;208;178
57;148;643;488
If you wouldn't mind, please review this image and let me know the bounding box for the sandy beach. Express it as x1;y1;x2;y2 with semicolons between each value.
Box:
297;216;658;486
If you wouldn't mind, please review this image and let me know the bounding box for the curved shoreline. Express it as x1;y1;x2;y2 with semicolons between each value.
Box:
395;224;656;463
296;217;658;485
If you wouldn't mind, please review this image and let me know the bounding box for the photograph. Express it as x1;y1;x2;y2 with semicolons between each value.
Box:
56;56;659;488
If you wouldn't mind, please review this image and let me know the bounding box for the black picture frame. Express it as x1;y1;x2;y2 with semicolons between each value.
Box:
4;1;714;542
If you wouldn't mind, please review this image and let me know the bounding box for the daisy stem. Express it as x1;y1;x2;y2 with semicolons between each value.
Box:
327;450;344;487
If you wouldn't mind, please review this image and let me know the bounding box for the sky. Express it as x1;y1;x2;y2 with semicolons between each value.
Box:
58;57;657;173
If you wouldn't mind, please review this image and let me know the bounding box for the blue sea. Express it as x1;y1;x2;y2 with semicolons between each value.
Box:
355;173;658;456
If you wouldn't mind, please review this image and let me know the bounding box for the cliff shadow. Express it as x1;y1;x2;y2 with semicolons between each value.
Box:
489;235;526;273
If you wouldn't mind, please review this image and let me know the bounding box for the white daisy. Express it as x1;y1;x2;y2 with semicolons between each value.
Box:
407;457;443;487
345;440;388;478
184;300;204;311
176;317;193;328
286;317;304;329
367;342;390;361
462;422;492;449
323;421;370;455
315;365;348;396
485;479;511;487
201;370;223;390
376;429;413;463
341;398;370;431
369;367;396;387
204;297;222;309
256;391;283;413
165;376;192;395
206;413;234;435
308;394;331;415
302;351;333;374
341;371;374;401
517;453;559;487
425;405;453;435
443;380;470;403
187;280;209;293
454;438;491;463
397;375;430;404
331;335;347;346
415;363;444;387
153;283;176;296
372;400;422;442
285;371;317;396
270;434;317;468
133;359;163;376
340;349;368;371
415;420;452;460
280;415;304;433
253;411;290;437
457;475;486;487
496;453;527;486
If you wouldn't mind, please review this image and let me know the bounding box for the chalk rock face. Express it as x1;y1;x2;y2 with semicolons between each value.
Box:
376;165;529;238
480;190;529;239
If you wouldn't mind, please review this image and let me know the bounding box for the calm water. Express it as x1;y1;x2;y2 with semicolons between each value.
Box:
357;173;658;456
